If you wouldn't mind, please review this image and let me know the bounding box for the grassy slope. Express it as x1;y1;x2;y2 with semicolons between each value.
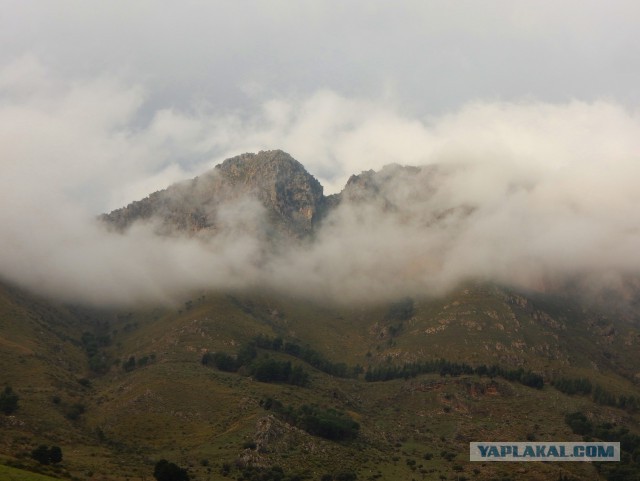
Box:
0;464;63;481
2;283;640;480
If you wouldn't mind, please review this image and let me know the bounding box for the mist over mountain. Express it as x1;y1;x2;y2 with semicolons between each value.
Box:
2;58;640;308
73;147;637;308
102;150;326;240
3;142;640;307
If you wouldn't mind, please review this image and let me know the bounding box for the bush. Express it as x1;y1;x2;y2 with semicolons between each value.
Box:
0;386;19;415
49;446;63;464
65;403;86;421
153;459;189;481
565;412;593;436
77;378;92;388
123;356;136;372
30;445;62;465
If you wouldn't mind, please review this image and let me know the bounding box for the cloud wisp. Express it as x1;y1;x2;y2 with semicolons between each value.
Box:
1;61;640;306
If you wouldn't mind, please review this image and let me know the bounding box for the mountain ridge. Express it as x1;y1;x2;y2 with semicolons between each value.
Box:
100;150;440;241
101;150;327;239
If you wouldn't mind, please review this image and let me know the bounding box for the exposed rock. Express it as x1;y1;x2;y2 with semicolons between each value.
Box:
253;414;315;455
100;151;464;245
101;150;325;240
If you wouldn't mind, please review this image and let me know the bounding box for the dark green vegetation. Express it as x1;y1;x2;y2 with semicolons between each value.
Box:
0;386;19;415
0;464;63;481
2;281;640;480
554;376;640;412
261;398;360;441
202;342;311;387
153;459;189;481
364;360;544;389
565;412;640;480
30;446;62;466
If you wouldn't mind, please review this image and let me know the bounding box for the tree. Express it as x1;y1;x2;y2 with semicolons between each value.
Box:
49;446;63;464
154;459;190;481
31;445;63;465
0;386;19;415
31;445;51;465
123;356;136;372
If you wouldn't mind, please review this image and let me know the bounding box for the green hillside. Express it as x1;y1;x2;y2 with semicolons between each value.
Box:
0;464;64;481
2;282;640;480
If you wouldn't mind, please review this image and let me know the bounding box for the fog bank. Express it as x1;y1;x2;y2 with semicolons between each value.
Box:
1;64;640;305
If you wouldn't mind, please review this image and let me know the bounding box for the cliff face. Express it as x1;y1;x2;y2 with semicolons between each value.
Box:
215;150;325;238
101;150;325;239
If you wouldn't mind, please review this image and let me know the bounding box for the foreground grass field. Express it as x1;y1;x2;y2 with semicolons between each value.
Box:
0;464;62;481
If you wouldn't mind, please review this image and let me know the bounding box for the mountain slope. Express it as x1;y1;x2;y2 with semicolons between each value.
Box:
2;151;640;480
2;284;640;480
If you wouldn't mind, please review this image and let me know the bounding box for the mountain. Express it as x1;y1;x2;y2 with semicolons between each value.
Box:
2;151;640;481
100;151;455;240
101;150;326;240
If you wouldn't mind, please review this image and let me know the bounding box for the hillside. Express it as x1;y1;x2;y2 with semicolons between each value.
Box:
2;151;640;481
2;282;640;480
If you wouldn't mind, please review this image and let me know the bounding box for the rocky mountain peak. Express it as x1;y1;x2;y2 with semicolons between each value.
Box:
101;150;325;239
214;150;325;237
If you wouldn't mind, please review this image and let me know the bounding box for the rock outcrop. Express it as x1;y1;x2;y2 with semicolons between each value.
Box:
101;150;325;240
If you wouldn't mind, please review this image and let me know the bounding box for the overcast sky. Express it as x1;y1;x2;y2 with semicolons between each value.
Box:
2;1;640;305
2;1;640;203
3;1;639;111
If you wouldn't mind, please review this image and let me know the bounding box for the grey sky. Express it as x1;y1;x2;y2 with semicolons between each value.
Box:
2;1;639;115
2;0;639;203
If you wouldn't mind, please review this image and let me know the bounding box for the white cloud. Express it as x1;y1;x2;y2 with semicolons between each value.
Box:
1;58;640;305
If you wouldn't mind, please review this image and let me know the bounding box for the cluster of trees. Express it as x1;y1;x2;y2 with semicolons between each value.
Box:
202;352;238;372
250;358;309;387
592;385;640;411
201;344;310;387
122;353;156;372
261;398;360;441
30;445;62;465
252;335;358;378
0;386;19;415
565;412;640;481
205;335;548;391
553;377;593;396
364;359;544;389
81;331;111;374
553;377;640;412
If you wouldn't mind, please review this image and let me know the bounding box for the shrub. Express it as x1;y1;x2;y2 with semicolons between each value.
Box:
65;403;86;421
0;386;19;415
30;445;62;465
153;459;189;481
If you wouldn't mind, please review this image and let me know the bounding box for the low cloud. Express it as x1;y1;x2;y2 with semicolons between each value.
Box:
1;59;640;306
